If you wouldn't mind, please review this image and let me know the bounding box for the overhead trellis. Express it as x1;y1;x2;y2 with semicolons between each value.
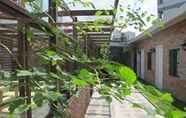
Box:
0;0;119;117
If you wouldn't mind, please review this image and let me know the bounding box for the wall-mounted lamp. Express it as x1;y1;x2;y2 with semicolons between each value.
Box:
137;49;141;54
181;42;186;51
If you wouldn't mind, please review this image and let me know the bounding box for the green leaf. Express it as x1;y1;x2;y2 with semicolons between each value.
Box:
26;29;33;42
33;92;45;107
160;93;174;103
0;71;11;78
78;69;92;79
118;66;136;85
104;64;114;73
144;30;152;37
78;69;96;85
47;50;56;57
95;11;103;16
32;69;47;76
8;97;25;113
46;91;62;101
17;70;33;77
167;110;186;118
72;78;88;87
50;72;62;80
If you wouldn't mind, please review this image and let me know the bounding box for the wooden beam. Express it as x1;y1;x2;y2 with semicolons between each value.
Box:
112;0;119;24
0;13;15;19
57;21;112;26
63;27;113;33
78;32;111;35
0;23;17;28
88;35;110;38
79;35;110;39
0;0;32;21
58;10;114;16
0;0;53;34
0;0;75;43
91;39;110;42
0;34;14;40
0;28;17;33
59;0;76;21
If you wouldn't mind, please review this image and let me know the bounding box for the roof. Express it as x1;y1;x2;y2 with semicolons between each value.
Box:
129;11;186;44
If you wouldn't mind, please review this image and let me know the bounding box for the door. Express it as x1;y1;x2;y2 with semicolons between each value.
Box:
155;45;163;89
140;49;145;79
137;51;141;77
136;49;145;79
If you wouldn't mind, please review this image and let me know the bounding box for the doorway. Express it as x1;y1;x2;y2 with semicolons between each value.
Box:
155;45;163;89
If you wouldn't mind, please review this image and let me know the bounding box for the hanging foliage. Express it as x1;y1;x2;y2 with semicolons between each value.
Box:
0;0;185;118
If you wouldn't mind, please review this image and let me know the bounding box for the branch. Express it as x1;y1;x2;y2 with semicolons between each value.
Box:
0;42;23;69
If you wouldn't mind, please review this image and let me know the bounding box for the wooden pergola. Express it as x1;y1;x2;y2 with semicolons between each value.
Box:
0;0;119;117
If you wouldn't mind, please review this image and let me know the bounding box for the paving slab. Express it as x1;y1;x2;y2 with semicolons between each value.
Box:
85;89;164;118
85;91;111;118
110;89;163;118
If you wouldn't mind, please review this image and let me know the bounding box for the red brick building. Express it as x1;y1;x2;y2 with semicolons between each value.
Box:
126;12;186;103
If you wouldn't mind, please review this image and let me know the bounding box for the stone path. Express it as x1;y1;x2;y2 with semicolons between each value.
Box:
110;89;157;118
85;89;163;118
85;91;111;118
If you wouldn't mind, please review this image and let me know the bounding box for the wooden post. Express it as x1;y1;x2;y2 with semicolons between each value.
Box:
48;0;58;86
25;26;32;118
46;0;57;117
17;1;29;117
73;17;78;69
73;17;78;40
18;23;25;97
84;34;88;55
17;24;32;118
49;0;57;46
0;88;3;104
18;0;32;113
48;0;57;70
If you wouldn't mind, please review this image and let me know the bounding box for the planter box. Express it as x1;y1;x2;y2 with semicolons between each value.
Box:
68;87;92;118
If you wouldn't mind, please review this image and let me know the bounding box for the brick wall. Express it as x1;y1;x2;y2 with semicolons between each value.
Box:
68;87;91;118
132;19;186;103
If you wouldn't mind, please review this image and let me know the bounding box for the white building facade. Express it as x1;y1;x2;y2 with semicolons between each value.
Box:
158;0;186;21
110;30;135;47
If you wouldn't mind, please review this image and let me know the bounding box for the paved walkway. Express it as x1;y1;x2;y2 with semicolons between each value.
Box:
85;90;163;118
85;91;111;118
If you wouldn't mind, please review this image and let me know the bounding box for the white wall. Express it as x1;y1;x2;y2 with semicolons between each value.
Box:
159;0;186;21
155;45;163;89
140;49;145;79
110;31;135;47
163;3;186;21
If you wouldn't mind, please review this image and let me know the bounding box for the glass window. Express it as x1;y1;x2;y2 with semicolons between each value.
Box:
169;49;180;77
147;52;152;70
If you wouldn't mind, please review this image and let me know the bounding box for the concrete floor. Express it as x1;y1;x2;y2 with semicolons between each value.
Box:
0;104;49;118
0;90;164;118
85;91;111;118
85;90;164;118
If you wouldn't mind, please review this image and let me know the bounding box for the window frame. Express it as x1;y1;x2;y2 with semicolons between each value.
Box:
147;51;152;71
169;48;180;77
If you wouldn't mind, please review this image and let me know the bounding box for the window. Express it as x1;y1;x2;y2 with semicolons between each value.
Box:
147;52;152;70
169;49;180;77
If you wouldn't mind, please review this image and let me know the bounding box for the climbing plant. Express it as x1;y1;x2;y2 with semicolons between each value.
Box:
0;0;185;118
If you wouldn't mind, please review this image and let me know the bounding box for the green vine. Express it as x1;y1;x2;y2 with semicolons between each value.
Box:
0;0;185;118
